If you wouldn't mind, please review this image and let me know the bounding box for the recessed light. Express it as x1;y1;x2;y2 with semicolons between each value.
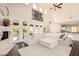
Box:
44;10;47;14
39;8;43;12
54;19;58;23
33;4;37;9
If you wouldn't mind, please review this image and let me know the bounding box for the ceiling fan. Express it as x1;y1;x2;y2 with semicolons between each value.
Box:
50;3;63;11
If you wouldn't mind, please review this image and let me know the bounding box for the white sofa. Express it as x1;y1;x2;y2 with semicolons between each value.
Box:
58;38;72;46
58;34;73;46
38;37;58;48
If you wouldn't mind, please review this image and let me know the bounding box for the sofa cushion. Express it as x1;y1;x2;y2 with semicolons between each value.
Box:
39;37;58;49
24;34;38;46
18;43;72;56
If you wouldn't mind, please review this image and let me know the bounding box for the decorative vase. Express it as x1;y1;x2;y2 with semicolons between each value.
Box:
2;18;10;26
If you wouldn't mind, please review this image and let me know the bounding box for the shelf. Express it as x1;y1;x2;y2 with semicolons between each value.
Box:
0;26;11;31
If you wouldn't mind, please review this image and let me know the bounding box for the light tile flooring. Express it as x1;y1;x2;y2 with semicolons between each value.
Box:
6;40;79;56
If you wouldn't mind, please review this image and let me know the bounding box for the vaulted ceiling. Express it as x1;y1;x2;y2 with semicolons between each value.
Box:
35;3;79;24
1;3;79;24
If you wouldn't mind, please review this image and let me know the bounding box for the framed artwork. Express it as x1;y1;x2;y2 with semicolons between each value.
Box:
32;9;43;22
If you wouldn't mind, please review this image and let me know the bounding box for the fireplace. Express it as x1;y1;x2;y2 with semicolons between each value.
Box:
1;31;9;40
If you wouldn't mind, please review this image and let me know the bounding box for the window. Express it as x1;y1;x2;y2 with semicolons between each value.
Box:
12;23;19;41
30;24;33;33
71;26;77;32
12;23;19;37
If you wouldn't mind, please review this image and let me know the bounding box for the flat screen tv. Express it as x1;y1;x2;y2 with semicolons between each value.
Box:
32;9;43;22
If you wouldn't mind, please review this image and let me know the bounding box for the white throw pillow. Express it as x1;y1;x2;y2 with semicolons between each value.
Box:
24;35;38;46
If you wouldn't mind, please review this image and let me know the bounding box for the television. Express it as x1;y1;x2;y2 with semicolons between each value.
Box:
32;9;43;22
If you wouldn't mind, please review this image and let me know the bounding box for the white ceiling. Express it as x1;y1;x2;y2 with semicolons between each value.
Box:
1;3;79;24
35;3;79;24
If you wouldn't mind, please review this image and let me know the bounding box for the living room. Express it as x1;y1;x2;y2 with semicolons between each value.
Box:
0;3;79;56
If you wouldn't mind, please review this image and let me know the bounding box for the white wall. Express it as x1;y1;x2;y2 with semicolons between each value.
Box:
7;4;27;20
50;23;61;33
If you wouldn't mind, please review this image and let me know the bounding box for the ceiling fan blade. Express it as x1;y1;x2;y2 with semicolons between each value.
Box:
57;6;62;8
57;3;63;7
53;4;57;7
